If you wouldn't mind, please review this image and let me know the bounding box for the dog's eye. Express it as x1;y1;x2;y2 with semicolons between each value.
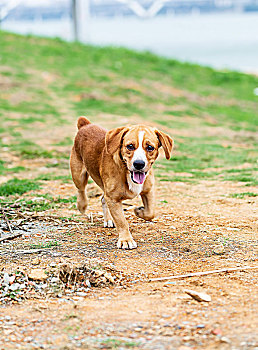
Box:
126;144;135;151
146;145;154;152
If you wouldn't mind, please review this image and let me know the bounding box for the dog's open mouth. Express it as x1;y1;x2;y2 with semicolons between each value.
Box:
131;171;146;185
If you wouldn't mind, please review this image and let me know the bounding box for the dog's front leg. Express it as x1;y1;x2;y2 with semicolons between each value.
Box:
101;195;115;228
134;189;155;221
105;197;137;249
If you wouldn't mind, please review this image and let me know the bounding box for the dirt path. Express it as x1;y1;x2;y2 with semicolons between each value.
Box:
1;179;257;350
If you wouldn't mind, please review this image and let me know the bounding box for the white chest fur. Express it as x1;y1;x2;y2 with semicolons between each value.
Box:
127;173;143;197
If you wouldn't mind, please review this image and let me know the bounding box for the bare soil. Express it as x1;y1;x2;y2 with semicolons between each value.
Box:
1;178;257;350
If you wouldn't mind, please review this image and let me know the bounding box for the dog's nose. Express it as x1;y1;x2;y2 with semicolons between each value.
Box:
133;160;145;170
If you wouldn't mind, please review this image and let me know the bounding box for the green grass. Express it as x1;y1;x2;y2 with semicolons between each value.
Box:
75;98;147;117
2;195;77;212
0;160;26;175
155;135;257;184
28;240;60;249
10;139;54;159
36;174;72;183
230;192;257;199
0;178;41;196
99;338;140;349
45;160;69;169
225;172;255;181
0;31;257;188
53;137;73;146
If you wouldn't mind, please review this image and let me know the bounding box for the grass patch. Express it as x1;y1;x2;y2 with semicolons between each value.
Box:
19;198;54;212
230;192;257;199
45;160;69;169
36;174;72;183
53;137;73;146
99;338;140;349
155;134;257;184
223;172;257;186
0;31;257;186
10;140;54;159
74;98;146;117
0;178;41;196
7;195;77;212
0;160;26;175
29;240;60;249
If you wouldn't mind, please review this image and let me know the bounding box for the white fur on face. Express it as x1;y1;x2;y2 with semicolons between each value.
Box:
132;131;147;167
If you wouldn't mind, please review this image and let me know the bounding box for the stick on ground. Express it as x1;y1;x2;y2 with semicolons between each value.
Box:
149;266;258;282
15;248;53;254
1;207;14;234
0;233;22;243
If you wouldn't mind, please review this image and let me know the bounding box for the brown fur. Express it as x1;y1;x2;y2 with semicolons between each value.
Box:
70;116;173;249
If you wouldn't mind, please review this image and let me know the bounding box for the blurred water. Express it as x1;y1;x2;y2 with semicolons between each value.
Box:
2;12;258;72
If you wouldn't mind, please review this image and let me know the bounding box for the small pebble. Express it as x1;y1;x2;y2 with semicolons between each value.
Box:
50;277;59;283
9;283;20;291
213;246;225;255
31;257;40;265
211;328;222;336
3;273;10;285
85;279;91;288
220;336;231;343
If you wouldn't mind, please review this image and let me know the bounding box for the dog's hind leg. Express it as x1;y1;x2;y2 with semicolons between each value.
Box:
101;195;115;228
70;147;89;214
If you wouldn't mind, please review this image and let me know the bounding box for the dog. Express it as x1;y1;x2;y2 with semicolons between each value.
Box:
70;117;173;249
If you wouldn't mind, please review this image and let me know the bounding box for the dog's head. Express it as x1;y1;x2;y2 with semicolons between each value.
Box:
105;125;173;185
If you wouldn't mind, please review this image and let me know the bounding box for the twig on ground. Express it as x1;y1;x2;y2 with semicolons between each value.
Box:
1;207;14;234
2;208;82;224
149;266;258;282
0;233;22;243
65;222;84;226
76;224;84;234
15;248;53;254
2;210;27;219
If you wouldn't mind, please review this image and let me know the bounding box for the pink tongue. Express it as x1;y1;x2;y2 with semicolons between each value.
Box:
133;172;146;184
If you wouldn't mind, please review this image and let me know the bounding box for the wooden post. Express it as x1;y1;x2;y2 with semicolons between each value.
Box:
71;0;78;41
72;0;90;43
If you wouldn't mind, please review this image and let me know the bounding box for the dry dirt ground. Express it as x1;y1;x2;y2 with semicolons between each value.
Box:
0;176;257;350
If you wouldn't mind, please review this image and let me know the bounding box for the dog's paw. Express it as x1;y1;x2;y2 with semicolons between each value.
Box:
117;237;137;249
77;202;87;214
134;206;144;218
134;206;154;221
104;220;115;228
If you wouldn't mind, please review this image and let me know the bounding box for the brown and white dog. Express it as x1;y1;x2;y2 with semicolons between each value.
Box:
70;117;173;249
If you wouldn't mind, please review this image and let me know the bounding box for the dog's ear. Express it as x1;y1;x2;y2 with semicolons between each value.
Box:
155;130;173;160
105;127;129;155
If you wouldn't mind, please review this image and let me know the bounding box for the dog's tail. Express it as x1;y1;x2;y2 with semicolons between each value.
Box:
77;116;91;130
